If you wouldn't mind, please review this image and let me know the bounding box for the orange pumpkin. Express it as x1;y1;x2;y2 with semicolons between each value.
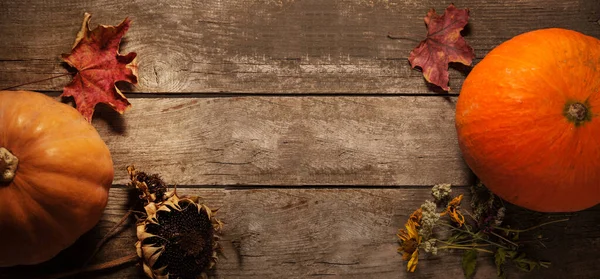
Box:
456;28;600;212
0;90;113;266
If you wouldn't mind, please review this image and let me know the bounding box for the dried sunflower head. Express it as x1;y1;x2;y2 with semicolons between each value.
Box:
136;191;222;279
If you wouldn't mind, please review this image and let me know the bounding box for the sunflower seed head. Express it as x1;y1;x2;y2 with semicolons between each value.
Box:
136;193;222;279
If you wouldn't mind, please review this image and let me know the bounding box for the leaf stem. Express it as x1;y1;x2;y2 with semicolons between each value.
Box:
1;73;72;91
386;33;422;43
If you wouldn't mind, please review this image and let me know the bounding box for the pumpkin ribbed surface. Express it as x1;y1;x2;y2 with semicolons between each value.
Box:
0;90;113;266
456;28;600;212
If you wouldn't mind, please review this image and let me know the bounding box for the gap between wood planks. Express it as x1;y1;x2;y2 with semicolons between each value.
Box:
34;91;460;98
108;184;475;189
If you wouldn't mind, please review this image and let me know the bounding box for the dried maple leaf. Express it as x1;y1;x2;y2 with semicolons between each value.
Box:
62;13;138;122
408;4;474;91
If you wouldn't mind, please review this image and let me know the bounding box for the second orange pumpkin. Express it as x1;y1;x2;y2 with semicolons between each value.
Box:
456;28;600;212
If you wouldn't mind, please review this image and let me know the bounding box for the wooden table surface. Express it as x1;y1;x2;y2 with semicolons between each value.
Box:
1;0;600;278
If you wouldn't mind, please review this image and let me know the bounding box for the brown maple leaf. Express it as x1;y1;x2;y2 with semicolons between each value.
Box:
408;4;474;91
62;13;138;122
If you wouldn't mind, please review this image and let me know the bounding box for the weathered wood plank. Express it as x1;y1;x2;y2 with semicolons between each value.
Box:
88;96;470;186
0;0;598;93
2;188;599;279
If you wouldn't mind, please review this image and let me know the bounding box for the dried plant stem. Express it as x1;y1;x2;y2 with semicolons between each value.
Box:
83;205;136;266
436;239;490;247
489;230;519;248
439;223;511;250
463;209;478;222
1;73;72;91
36;254;137;279
492;218;569;233
540;261;551;268
438;246;493;254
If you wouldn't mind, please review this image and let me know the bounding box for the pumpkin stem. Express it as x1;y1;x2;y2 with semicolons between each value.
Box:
564;101;592;126
0;147;18;183
567;102;588;122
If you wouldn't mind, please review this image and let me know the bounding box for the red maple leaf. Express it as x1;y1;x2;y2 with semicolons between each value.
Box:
408;4;474;91
61;13;138;122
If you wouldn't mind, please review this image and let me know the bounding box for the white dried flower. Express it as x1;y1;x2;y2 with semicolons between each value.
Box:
431;246;438;255
432;183;452;202
495;207;506;226
419;200;440;240
421;239;438;255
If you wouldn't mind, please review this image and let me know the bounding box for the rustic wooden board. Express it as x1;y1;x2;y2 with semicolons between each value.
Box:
2;188;599;279
2;0;600;278
0;0;598;93
90;96;471;186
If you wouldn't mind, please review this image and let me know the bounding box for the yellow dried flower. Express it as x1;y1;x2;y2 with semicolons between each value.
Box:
442;194;465;227
398;209;423;272
409;208;423;225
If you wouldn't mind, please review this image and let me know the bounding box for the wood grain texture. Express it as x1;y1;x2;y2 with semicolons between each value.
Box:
1;0;600;278
0;0;598;93
2;188;599;279
88;96;471;186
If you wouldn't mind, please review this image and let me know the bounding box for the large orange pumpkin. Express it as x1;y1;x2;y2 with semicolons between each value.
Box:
0;90;114;266
456;28;600;212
